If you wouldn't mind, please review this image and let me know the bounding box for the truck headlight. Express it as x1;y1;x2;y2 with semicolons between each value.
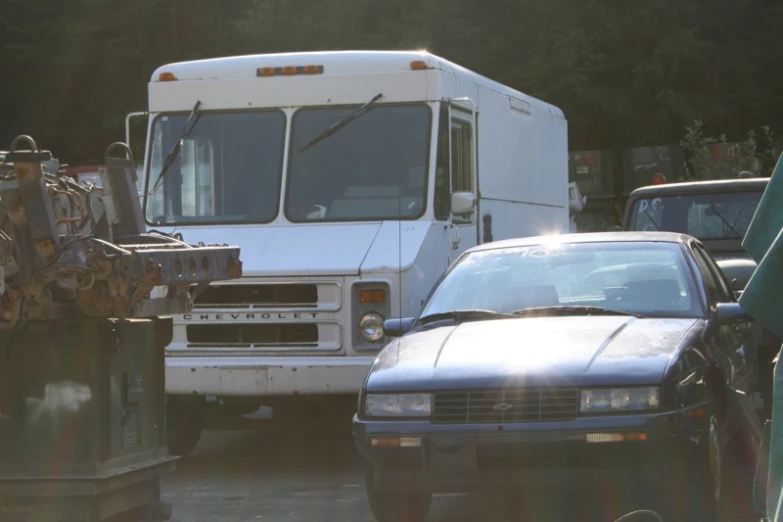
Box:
580;387;660;414
359;312;385;342
365;393;431;417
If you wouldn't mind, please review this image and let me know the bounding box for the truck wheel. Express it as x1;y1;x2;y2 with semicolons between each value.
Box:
364;464;431;522
166;396;204;458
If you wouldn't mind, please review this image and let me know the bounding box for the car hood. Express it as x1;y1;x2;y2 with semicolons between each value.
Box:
366;315;698;392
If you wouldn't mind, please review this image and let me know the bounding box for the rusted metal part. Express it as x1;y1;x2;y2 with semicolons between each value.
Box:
100;142;146;238
0;135;243;328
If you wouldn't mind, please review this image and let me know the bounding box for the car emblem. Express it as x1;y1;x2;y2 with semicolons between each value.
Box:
493;402;513;412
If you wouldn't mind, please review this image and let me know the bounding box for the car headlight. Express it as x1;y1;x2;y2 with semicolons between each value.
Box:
359;312;385;342
580;387;660;414
365;393;431;417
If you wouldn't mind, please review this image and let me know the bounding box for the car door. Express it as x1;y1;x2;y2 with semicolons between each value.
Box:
695;242;759;391
691;242;757;394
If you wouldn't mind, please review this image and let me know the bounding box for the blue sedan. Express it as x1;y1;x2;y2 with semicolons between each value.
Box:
353;232;761;522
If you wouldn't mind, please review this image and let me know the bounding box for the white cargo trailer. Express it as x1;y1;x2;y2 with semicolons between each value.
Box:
131;50;571;456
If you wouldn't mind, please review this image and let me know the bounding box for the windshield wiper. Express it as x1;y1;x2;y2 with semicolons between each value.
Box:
417;309;516;326
151;100;202;194
643;209;661;230
297;93;383;153
708;203;742;238
511;305;647;319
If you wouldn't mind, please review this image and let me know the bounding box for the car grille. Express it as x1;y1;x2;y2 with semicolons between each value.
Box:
432;388;579;424
194;283;318;308
186;324;318;347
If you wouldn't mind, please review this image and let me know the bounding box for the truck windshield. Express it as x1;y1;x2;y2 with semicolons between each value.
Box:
285;104;431;222
144;110;285;226
628;191;763;240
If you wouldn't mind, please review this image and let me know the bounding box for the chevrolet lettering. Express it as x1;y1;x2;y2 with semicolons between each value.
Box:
182;312;319;320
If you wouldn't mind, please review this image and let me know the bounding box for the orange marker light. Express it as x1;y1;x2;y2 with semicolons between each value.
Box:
281;66;298;75
410;60;431;70
686;407;704;419
651;173;666;185
360;289;385;303
158;72;177;82
256;67;275;77
586;431;647;443
302;65;323;74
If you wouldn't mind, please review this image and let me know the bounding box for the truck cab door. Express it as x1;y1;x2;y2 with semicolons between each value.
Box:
433;101;478;267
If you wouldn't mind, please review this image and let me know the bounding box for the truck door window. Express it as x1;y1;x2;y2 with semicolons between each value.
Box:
450;119;473;193
433;105;451;221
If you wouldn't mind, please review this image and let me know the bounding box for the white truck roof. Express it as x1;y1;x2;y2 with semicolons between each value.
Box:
150;50;563;118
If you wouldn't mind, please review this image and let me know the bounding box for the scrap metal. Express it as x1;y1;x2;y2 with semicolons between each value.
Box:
0;135;243;328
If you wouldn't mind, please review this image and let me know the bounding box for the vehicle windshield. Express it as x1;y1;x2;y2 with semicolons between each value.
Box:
285;104;431;222
628;191;763;240
144;110;286;226
420;241;702;319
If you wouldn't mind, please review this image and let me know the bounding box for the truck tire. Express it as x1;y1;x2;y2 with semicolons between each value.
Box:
166;396;204;458
364;464;431;522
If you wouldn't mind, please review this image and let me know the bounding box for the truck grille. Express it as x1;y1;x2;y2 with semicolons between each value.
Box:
186;324;318;347
432;388;579;424
194;284;318;308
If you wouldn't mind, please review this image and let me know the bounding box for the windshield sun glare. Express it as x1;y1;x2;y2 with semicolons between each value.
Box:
420;242;702;320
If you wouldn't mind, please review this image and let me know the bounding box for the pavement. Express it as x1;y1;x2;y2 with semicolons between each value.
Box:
160;430;761;522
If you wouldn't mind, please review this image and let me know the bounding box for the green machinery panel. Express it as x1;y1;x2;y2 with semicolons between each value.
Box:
0;318;176;522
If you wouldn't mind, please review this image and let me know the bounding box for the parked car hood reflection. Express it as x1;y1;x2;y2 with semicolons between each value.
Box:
367;315;698;391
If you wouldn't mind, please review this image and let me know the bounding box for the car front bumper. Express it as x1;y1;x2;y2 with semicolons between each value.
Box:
353;411;698;494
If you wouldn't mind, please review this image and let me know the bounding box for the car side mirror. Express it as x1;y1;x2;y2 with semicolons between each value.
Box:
383;317;416;337
451;191;475;217
714;302;751;323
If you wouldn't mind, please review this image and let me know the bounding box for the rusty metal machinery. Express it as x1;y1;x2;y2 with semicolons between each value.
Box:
0;135;241;326
0;135;243;522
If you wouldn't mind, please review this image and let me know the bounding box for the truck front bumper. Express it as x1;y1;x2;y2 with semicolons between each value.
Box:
166;356;375;396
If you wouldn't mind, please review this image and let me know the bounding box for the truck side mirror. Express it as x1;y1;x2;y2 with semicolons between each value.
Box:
451;192;475;217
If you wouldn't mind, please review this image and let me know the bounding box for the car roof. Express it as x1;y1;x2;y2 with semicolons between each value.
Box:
628;177;769;198
466;231;693;254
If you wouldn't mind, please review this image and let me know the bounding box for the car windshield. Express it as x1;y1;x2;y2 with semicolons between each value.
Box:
628;191;763;240
145;110;286;226
420;240;703;319
285;104;431;222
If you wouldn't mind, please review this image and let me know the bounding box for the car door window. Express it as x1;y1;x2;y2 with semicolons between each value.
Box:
695;244;735;303
690;244;720;308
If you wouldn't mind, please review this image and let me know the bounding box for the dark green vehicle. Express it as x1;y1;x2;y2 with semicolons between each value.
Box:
622;176;778;417
622;177;768;290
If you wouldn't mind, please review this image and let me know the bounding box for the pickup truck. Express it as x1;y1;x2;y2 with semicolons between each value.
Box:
621;176;777;417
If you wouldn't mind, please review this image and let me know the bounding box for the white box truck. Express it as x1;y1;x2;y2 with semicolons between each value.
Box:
130;50;571;456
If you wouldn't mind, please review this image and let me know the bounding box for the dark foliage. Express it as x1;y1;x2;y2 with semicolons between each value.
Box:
0;0;780;164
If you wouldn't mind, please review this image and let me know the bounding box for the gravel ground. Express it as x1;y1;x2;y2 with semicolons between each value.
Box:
158;430;761;522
